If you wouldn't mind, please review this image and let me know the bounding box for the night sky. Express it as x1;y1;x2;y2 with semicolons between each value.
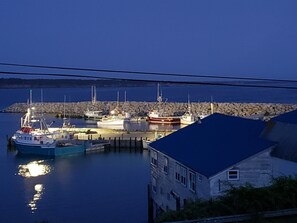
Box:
0;0;297;80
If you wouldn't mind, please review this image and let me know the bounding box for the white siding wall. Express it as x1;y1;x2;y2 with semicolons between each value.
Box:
210;149;273;197
272;157;297;178
150;148;210;212
150;146;297;212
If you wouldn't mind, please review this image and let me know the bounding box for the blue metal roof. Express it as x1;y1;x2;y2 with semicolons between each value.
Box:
150;113;275;177
272;109;297;124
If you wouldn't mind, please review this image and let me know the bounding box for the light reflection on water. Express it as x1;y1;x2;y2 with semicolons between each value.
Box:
18;160;50;213
18;160;51;178
28;184;44;213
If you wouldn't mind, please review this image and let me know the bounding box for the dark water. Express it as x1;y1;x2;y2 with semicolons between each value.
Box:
0;113;150;223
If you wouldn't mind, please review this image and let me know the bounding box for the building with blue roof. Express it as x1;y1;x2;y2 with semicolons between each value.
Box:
264;108;297;162
149;113;297;216
271;109;297;124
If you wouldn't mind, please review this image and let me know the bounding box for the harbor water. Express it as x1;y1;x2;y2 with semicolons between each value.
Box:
0;112;150;223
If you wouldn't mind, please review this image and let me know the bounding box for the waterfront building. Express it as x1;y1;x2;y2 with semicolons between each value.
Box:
148;113;297;219
262;109;297;171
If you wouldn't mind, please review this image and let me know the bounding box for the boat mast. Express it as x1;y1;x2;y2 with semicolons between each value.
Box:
117;91;120;108
187;94;191;113
91;85;96;105
157;83;162;103
64;95;66;119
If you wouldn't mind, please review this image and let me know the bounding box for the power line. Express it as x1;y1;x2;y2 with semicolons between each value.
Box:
1;62;297;83
1;70;297;90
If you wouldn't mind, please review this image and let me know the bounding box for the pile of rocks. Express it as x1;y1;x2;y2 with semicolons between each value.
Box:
3;101;297;119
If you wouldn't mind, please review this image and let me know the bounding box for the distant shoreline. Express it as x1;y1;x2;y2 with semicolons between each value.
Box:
0;78;157;89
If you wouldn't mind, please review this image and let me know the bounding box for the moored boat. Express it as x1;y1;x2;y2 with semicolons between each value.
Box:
147;84;180;124
147;110;181;124
180;95;196;125
84;110;103;120
97;108;131;129
12;107;85;156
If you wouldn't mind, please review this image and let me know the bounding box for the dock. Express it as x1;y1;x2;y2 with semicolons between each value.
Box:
50;127;174;152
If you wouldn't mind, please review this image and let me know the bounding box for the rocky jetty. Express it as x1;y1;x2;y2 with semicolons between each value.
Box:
3;101;297;119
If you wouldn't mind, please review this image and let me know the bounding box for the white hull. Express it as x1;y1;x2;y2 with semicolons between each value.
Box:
180;119;195;125
97;119;125;126
84;110;103;119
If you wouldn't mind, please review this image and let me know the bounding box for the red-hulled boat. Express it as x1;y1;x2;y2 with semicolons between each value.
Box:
147;84;180;124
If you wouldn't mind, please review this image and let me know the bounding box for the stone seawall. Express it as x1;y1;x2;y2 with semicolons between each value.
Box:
3;101;297;119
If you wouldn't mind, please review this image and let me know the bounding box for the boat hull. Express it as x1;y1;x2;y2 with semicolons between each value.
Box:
180;119;195;125
15;142;85;156
147;116;180;124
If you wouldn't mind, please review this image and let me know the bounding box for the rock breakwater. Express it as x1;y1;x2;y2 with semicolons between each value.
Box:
3;101;297;119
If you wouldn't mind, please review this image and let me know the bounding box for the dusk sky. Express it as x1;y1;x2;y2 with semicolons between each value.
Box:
0;0;297;80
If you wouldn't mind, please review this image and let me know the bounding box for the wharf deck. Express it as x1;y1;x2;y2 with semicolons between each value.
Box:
49;127;174;141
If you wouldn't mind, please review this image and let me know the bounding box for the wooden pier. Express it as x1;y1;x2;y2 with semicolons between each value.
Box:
7;127;174;153
70;128;174;152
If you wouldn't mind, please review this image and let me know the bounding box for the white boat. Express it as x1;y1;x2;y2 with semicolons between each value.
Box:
180;96;208;125
180;112;196;125
97;91;131;129
97;108;131;129
180;96;196;125
12;107;85;156
84;110;103;120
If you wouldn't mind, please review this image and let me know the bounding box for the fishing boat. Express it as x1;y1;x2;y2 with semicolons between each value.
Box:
84;86;104;120
97;108;131;129
97;91;131;129
12;107;85;156
147;84;180;124
84;110;103;120
180;95;197;125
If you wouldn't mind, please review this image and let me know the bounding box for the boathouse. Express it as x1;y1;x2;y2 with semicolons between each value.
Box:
148;113;297;216
262;109;297;175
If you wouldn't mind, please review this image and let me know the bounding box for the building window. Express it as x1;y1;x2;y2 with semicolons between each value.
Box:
163;157;168;174
152;177;157;193
151;150;158;166
175;163;187;186
181;166;187;186
189;171;196;192
175;163;181;182
228;170;239;180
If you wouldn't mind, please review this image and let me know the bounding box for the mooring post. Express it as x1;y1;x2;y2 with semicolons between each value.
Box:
129;137;132;149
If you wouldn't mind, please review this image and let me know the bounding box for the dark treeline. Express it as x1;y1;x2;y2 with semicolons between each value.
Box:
0;78;155;88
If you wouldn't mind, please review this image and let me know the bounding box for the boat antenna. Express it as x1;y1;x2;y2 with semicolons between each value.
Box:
91;85;96;105
210;96;214;114
64;95;66;119
117;91;120;108
157;83;162;103
187;94;191;112
40;88;44;114
29;89;32;106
